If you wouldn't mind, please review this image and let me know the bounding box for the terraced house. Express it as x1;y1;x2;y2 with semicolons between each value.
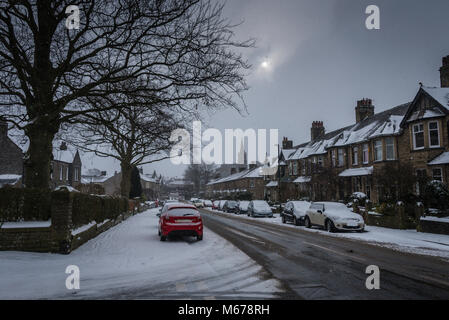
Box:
270;55;449;204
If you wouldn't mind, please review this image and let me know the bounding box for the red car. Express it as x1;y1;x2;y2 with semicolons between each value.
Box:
158;203;203;241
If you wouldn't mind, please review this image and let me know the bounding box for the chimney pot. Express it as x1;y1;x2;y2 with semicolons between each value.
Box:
440;54;449;88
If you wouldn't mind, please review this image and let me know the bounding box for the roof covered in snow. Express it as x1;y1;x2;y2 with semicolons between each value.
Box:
428;152;449;166
339;166;373;177
285;103;410;161
293;176;311;183
207;166;264;185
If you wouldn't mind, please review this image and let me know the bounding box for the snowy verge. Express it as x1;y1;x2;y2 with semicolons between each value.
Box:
0;208;282;299
1;220;52;229
205;209;449;259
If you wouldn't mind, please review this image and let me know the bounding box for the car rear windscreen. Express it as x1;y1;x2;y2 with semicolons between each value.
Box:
168;208;199;216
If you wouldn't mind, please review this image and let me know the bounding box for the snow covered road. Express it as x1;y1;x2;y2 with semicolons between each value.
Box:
0;208;284;299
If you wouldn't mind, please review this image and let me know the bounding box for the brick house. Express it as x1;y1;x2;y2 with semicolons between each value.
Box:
50;141;82;189
0;120;23;187
268;55;449;204
205;164;265;200
0;122;82;189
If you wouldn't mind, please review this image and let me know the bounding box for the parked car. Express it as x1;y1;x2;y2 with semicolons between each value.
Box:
203;200;213;208
158;203;203;241
223;200;239;213
192;199;204;208
304;202;365;233
218;200;227;211
281;201;310;226
237;200;250;215
211;200;219;210
247;200;273;218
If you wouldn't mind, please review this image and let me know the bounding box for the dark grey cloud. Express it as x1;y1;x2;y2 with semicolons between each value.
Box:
121;0;449;177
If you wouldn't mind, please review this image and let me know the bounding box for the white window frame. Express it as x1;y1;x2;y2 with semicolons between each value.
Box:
413;123;425;150
374;140;383;162
337;149;344;167
74;168;79;182
352;146;358;166
66;166;69;181
432;167;443;182
385;137;395;160
293;161;298;175
362;143;369;164
428;121;440;148
59;166;63;181
331;150;336;167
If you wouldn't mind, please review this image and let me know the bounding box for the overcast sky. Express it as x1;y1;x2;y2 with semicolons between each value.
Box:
84;0;449;178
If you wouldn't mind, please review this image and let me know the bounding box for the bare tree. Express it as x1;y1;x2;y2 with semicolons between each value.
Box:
0;0;253;189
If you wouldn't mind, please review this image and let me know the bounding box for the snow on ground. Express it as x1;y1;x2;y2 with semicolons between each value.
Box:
0;208;282;299
1;220;52;229
208;209;449;260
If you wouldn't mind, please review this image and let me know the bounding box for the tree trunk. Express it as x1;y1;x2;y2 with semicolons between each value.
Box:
120;162;133;198
23;124;56;189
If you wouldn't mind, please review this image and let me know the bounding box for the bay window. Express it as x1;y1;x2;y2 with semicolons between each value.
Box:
362;143;369;164
385;137;395;160
352;146;358;166
374;140;382;161
432;168;443;182
337;149;344;167
429;121;440;147
413;123;424;149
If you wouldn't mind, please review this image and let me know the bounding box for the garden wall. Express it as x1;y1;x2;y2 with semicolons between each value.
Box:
0;188;144;254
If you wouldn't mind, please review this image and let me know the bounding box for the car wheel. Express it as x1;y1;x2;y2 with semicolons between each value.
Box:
197;235;203;241
160;235;167;241
305;216;312;228
293;216;300;226
326;220;336;233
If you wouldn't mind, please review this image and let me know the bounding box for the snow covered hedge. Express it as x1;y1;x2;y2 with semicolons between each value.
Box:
70;193;128;228
0;187;51;222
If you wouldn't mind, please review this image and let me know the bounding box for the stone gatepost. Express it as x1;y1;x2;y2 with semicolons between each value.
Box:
51;191;73;254
415;202;424;232
396;201;406;229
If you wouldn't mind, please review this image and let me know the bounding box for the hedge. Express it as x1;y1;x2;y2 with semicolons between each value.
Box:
0;187;51;222
71;193;128;228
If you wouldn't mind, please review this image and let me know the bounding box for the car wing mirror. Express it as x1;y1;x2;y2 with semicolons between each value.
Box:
156;213;161;217
317;210;323;214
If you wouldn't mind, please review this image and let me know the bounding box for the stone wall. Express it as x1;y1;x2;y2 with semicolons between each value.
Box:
0;191;145;254
418;219;449;235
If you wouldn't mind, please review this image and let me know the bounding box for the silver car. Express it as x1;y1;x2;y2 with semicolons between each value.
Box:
247;200;273;218
304;202;365;232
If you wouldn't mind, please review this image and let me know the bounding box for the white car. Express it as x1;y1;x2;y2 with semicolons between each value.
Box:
218;200;228;211
203;200;213;207
304;202;365;232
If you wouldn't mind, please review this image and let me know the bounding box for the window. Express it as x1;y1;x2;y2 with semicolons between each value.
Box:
385;137;395;160
352;146;358;166
302;160;306;175
429;121;440;147
293;161;298;175
415;169;427;195
250;180;255;188
433;168;443;182
413;123;424;149
337;149;344;167
331;150;336;167
66;167;69;181
318;156;323;167
59;166;63;180
288;162;292;175
362;144;369;164
50;164;53;180
74;168;79;182
374;140;382;161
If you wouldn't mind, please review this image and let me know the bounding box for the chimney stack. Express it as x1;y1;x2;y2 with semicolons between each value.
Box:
355;98;374;123
282;137;293;149
440;55;449;88
310;121;325;141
